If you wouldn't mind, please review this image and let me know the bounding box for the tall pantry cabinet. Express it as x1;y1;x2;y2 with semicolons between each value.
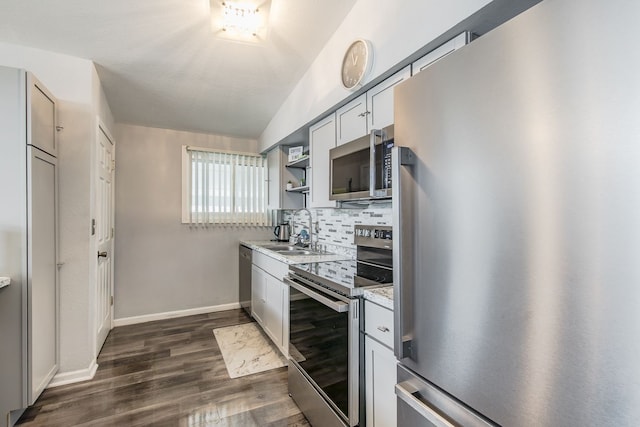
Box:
0;66;59;424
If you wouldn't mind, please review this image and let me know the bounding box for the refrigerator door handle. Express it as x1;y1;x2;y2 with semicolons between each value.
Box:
392;146;416;359
396;381;455;427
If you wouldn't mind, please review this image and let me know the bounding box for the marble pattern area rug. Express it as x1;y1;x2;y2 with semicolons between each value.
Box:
213;322;287;379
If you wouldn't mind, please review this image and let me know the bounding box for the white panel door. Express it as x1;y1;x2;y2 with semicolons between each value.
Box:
251;265;266;324
265;274;284;348
28;147;58;404
95;123;115;354
309;114;337;208
29;77;57;157
365;335;397;427
336;94;368;146
366;66;411;131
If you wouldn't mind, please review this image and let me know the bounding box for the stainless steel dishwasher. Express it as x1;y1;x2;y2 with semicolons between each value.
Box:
238;244;252;316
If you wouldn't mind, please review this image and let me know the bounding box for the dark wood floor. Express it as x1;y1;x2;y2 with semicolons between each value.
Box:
18;309;309;426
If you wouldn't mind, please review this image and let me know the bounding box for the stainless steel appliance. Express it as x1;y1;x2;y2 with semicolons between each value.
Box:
274;221;291;241
287;225;393;427
238;244;252;316
393;0;640;425
329;126;394;201
354;225;392;287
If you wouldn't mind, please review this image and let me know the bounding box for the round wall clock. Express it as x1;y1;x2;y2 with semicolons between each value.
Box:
341;39;373;91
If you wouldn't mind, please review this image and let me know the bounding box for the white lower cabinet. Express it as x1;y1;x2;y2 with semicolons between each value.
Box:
251;265;266;325
251;251;289;356
364;300;396;427
264;272;284;348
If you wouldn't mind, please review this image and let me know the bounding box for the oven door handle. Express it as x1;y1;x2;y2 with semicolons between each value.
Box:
284;278;349;313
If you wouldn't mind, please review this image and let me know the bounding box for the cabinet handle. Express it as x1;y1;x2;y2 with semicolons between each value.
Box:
357;111;371;118
377;326;390;333
97;251;108;258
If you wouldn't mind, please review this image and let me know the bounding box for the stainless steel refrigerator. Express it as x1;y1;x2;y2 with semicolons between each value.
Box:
392;0;640;425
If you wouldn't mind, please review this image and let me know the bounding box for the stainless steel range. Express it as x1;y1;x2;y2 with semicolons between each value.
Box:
286;225;392;427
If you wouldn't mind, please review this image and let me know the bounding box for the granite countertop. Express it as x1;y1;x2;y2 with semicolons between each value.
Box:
240;240;352;265
363;285;393;310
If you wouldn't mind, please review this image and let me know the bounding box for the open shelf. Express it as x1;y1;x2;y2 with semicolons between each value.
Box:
286;155;309;169
286;185;309;194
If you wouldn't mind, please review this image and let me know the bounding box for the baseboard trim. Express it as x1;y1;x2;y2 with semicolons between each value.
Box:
47;359;98;388
113;302;242;327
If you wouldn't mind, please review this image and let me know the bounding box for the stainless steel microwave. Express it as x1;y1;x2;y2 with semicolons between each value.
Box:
329;125;394;201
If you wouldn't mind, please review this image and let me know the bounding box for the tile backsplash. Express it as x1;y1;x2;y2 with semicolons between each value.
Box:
283;204;392;258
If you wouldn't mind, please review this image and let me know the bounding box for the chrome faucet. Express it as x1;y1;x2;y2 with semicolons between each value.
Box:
292;208;313;248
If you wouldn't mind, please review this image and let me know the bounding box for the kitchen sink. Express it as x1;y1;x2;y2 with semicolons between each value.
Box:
261;245;299;251
279;250;315;255
259;244;318;256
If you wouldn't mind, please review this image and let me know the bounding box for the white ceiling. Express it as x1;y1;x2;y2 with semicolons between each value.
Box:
0;0;356;138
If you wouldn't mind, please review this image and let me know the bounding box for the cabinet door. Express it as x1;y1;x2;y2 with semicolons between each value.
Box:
309;114;337;208
28;76;57;157
366;66;411;131
336;94;368;146
27;147;58;404
251;265;266;325
281;283;289;358
265;274;284;348
365;335;397;427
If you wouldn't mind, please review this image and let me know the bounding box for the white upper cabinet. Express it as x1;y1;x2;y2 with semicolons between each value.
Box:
367;65;411;131
28;78;58;157
309;113;337;208
336;66;411;146
412;32;471;75
336;94;367;146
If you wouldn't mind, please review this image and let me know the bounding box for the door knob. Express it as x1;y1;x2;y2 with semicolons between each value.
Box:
97;251;108;258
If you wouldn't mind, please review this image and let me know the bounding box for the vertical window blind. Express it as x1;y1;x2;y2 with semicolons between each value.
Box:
186;147;269;226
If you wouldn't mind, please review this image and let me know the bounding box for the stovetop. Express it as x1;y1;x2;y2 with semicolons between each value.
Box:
289;259;390;298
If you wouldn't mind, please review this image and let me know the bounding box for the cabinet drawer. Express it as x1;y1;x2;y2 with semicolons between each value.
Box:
253;251;289;280
364;300;394;349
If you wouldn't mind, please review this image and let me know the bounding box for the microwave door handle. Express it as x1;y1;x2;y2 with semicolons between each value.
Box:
369;129;383;198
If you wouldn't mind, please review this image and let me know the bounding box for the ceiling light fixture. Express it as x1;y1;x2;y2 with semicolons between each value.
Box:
210;1;271;44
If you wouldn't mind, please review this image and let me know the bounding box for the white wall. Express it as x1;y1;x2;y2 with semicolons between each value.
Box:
258;0;491;151
57;101;93;373
113;124;272;320
0;42;93;105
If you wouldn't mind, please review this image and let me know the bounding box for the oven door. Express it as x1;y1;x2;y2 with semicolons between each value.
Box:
285;276;360;426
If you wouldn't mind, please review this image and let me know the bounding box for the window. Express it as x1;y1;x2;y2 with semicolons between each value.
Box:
182;146;269;226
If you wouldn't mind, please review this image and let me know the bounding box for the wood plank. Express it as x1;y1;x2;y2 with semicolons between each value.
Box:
17;309;309;427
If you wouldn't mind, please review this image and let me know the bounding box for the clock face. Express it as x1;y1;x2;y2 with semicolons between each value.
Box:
341;39;372;90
